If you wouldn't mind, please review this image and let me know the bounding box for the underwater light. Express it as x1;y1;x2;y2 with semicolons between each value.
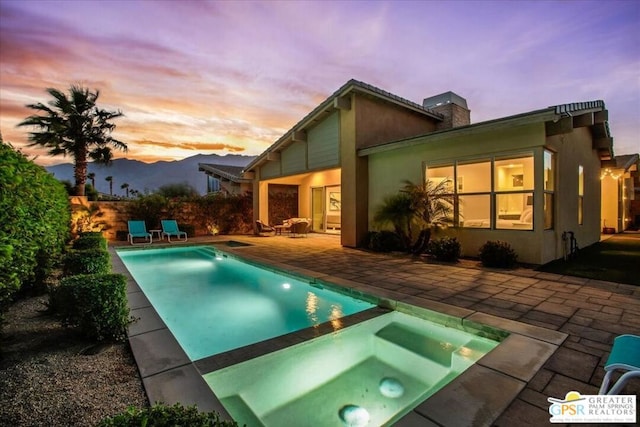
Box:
379;377;404;398
282;283;291;289
215;255;223;260
339;405;370;426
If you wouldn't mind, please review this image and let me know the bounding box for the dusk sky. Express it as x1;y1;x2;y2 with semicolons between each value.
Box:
1;0;638;166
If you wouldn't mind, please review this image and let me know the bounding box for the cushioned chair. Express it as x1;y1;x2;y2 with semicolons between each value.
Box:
128;220;152;245
598;334;640;395
289;220;309;237
161;219;188;242
256;220;276;236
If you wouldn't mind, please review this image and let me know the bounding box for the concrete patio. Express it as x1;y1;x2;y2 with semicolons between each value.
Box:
113;233;640;426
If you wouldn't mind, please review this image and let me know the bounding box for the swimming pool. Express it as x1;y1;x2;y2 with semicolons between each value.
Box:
116;245;375;360
204;310;500;426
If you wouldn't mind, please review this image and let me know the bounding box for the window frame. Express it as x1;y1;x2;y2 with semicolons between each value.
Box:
425;151;536;231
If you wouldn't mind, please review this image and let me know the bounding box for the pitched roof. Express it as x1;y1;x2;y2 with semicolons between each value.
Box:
198;163;251;183
243;79;444;172
359;100;611;159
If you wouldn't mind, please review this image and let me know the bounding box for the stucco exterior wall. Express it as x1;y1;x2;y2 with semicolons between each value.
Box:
544;127;602;261
368;122;603;265
354;94;438;149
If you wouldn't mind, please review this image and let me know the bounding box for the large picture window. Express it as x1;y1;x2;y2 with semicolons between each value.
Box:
426;152;535;230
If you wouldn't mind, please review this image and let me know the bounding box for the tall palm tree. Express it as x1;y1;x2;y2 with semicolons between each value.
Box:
105;176;113;196
87;172;96;188
18;85;126;196
121;182;130;198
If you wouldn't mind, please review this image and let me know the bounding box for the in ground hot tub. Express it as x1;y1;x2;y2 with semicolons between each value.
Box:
203;310;501;426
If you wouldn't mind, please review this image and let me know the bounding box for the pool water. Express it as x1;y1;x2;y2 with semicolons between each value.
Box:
117;246;375;361
204;311;500;426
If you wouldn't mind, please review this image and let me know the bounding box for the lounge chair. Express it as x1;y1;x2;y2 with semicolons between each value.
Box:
256;220;276;236
598;334;640;395
289;220;309;237
128;220;152;245
161;219;188;242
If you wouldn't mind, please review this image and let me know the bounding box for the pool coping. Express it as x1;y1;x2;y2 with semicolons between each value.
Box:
110;244;568;426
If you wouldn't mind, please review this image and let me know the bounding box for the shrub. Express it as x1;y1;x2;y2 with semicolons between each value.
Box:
63;248;111;276
72;234;107;250
427;237;461;262
479;240;518;268
50;273;130;341
369;230;405;253
98;403;239;427
0;140;70;319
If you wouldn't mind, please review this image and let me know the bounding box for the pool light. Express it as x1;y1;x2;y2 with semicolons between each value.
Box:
282;283;291;290
379;377;404;398
338;405;370;426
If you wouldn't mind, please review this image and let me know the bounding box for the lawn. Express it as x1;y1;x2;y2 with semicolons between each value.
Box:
537;234;640;286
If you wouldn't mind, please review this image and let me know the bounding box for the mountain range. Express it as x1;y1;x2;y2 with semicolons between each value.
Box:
46;154;256;196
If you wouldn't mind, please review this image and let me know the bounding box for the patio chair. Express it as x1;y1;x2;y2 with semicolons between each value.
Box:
256;220;276;236
161;219;188;242
128;220;152;245
598;334;640;395
289;220;310;238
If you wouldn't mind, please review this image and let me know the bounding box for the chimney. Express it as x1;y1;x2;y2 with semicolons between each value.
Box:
423;91;470;130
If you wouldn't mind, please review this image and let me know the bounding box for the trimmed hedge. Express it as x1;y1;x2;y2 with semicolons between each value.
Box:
72;234;107;250
98;403;239;427
368;230;405;253
427;236;461;262
50;273;130;341
0;141;70;319
479;240;518;268
63;248;111;276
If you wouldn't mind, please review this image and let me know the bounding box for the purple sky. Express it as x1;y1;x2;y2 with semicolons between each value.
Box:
1;0;638;166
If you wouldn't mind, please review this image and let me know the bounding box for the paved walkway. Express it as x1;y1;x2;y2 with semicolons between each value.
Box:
214;233;640;426
115;233;640;425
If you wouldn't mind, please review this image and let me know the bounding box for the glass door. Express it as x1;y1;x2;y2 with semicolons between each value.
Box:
311;187;324;231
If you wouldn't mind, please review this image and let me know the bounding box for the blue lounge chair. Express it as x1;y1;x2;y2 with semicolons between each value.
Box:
598;334;640;395
128;220;152;245
161;219;187;242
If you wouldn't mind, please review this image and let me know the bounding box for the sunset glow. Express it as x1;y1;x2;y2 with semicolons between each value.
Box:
1;0;638;166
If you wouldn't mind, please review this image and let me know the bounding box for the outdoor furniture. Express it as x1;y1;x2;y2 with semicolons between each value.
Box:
273;224;290;235
127;220;152;245
256;220;276;236
161;219;188;242
598;334;640;395
289;220;310;237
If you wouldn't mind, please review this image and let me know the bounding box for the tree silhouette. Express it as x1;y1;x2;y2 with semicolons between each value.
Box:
87;172;96;188
18;85;126;196
121;182;130;198
105;176;113;196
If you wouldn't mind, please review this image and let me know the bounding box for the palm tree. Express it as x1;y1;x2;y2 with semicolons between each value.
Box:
373;193;415;250
18;85;126;196
121;182;130;198
401;179;455;254
105;176;113;196
87;172;96;188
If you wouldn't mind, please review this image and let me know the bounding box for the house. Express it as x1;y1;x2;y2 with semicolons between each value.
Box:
601;154;639;232
198;163;253;195
244;79;615;264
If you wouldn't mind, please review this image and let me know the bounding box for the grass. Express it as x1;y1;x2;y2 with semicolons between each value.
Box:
537;234;640;286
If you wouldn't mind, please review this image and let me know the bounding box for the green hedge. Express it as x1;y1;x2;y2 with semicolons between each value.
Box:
63;248;111;275
72;234;107;250
0;140;70;318
98;403;239;427
50;273;130;341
